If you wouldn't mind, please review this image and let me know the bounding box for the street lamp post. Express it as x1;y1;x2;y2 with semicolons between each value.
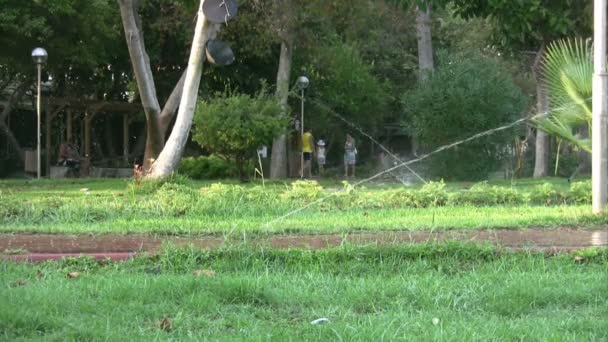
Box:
32;48;48;180
296;76;309;178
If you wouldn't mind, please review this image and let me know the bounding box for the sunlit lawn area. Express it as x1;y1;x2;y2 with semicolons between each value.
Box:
2;179;604;340
1;244;606;340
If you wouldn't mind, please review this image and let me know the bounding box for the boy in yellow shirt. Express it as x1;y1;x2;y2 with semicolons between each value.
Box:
301;128;315;178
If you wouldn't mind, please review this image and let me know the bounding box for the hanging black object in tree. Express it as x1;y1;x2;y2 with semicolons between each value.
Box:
205;39;235;66
203;0;238;24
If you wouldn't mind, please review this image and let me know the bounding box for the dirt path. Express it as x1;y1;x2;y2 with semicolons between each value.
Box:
1;227;606;262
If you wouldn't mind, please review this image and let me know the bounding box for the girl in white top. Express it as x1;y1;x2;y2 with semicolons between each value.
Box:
316;139;326;174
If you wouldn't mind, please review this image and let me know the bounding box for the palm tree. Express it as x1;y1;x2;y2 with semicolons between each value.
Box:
534;38;593;154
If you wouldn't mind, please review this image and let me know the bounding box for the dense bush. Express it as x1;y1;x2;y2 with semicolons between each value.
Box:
192;89;286;180
281;180;324;201
178;156;238;180
402;51;528;180
528;183;568;205
448;182;523;206
154;182;198;216
570;181;592;204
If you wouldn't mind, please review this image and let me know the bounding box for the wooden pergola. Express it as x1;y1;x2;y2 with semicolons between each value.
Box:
45;98;142;175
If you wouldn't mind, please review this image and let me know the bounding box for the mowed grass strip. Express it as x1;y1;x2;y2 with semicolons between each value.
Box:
2;205;603;236
1;244;606;340
0;178;604;235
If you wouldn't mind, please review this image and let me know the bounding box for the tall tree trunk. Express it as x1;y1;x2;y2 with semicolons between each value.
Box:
270;38;293;179
118;0;163;170
142;117;164;167
413;3;434;156
148;2;219;178
118;0;187;171
416;4;434;81
533;44;549;178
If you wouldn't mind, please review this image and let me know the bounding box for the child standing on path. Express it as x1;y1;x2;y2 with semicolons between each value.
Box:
316;139;326;175
344;134;357;178
301;128;315;179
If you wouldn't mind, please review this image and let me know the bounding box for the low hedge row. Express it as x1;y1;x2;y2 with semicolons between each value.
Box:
0;180;592;224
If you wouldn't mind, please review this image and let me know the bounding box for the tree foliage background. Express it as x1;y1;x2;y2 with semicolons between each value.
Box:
402;51;528;180
1;0;591;180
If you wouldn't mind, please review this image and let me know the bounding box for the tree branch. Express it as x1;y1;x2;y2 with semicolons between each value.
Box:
159;69;187;133
117;0;161;119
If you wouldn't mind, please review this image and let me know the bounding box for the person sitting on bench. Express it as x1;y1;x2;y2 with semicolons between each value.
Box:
58;143;81;173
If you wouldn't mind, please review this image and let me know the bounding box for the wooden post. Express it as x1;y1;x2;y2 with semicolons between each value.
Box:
66;109;72;143
84;110;92;176
593;0;608;213
80;113;85;158
123;114;129;163
45;99;51;176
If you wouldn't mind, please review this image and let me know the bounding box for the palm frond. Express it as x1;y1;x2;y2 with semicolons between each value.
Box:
535;38;592;153
542;38;592;113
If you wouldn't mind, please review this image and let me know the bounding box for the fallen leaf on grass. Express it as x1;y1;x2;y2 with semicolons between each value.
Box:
193;269;216;278
66;272;81;279
156;317;172;331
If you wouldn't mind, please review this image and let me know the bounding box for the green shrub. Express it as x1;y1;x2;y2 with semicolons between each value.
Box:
413;181;448;207
178;155;238;180
449;182;523;206
529;183;568;205
402;51;528;180
0;198;27;223
192;88;286;180
154;182;198;216
281;180;324;201
570;181;591;204
572;247;608;263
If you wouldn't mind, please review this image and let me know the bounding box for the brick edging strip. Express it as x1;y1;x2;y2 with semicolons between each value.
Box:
2;252;137;262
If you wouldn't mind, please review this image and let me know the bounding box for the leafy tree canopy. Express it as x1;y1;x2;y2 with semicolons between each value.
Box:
451;0;591;50
0;0;121;71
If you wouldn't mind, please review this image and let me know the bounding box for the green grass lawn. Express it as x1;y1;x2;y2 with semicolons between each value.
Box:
0;177;604;236
1;244;606;340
